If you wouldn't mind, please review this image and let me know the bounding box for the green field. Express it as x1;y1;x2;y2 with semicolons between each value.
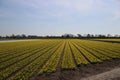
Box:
93;39;120;41
91;39;120;43
0;39;120;80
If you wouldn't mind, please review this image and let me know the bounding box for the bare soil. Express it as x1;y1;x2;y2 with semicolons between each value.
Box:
81;67;120;80
32;59;120;80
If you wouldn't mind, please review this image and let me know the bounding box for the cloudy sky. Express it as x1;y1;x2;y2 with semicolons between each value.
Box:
0;0;120;36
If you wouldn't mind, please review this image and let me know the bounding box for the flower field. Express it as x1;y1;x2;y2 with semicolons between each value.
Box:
0;39;120;80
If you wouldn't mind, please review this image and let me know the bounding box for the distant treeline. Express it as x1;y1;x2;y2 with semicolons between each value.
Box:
0;34;120;39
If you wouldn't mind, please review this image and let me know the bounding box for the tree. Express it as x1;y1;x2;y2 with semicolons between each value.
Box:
61;34;75;38
77;34;82;38
107;34;112;37
6;35;9;38
86;34;91;38
21;34;26;39
114;34;119;38
10;34;16;39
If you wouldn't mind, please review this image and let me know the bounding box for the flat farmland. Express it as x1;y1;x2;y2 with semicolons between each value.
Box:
91;39;120;43
0;39;120;80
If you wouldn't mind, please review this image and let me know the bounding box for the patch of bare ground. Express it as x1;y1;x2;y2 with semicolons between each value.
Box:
34;58;120;80
81;68;120;80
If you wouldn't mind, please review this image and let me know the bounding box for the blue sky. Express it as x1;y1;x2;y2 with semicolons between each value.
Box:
0;0;120;36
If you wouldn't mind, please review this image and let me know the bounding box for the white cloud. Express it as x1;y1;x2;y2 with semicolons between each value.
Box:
10;0;106;13
4;0;120;20
55;0;95;13
113;0;120;20
113;10;120;20
105;0;120;22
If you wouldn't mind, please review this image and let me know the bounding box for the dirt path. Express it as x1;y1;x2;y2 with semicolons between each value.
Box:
80;68;120;80
0;39;39;43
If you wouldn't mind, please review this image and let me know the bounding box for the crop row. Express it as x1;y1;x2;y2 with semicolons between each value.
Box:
39;41;65;74
76;40;120;59
0;40;60;62
69;43;89;66
10;41;63;80
62;41;76;70
0;39;120;80
0;41;57;70
0;40;50;59
0;40;62;80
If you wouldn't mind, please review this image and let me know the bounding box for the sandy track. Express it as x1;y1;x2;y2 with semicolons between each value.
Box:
80;68;120;80
0;39;39;43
